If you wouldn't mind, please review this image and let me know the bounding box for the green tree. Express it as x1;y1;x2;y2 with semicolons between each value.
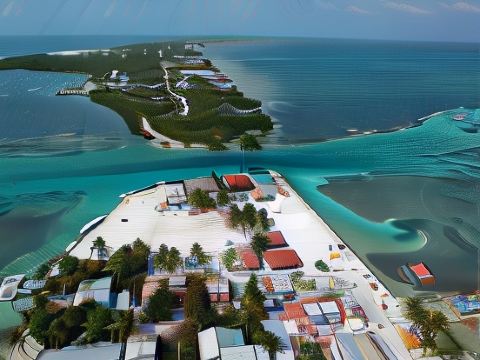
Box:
227;203;258;239
250;233;269;269
404;297;450;355
221;248;238;271
190;242;211;266
184;276;213;329
131;238;151;273
154;244;170;270
164;247;183;274
84;306;113;343
256;211;270;233
93;236;106;249
240;133;262;151
62;306;86;328
58;255;79;276
253;330;284;360
29;308;53;345
188;188;216;209
227;204;243;230
105;309;135;343
298;342;326;360
104;245;132;287
132;238;150;261
242;203;258;234
33;262;50;280
48;318;68;349
216;189;230;207
144;284;175;322
240;274;267;342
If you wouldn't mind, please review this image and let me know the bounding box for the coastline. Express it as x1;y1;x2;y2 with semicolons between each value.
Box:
63;169;411;359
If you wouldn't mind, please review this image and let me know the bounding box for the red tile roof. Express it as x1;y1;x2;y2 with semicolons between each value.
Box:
284;302;307;319
240;249;260;270
267;231;288;248
224;174;255;192
264;249;303;270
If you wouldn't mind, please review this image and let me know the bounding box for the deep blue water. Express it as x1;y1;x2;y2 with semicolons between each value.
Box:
205;38;480;141
0;36;480;354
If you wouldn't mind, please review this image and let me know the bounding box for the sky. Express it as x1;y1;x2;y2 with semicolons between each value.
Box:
0;0;479;42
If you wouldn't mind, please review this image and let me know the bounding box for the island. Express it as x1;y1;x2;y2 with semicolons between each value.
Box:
1;169;431;360
0;41;273;150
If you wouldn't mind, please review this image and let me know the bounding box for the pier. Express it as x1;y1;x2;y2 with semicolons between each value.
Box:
56;88;88;96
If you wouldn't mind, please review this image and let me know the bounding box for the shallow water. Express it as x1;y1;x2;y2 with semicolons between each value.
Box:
0;37;480;355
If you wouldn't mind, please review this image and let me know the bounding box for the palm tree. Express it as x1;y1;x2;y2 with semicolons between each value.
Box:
47;318;68;349
105;310;135;344
253;330;284;360
251;233;269;269
190;242;211;266
403;297;450;355
154;243;169;270
164;247;183;274
104;245;131;287
92;236;106;259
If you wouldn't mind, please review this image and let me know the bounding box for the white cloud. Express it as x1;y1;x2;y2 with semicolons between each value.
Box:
1;0;14;17
441;1;480;13
384;1;431;14
346;5;371;14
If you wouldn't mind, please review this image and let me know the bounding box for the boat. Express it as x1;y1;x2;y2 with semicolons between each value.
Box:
397;262;435;287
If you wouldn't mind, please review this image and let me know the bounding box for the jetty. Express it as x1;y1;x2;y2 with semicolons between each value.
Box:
56;88;88;96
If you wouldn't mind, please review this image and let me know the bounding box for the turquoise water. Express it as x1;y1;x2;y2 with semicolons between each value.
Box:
0;37;480;354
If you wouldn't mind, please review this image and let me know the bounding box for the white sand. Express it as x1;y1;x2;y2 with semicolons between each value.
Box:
69;171;411;359
141;117;184;148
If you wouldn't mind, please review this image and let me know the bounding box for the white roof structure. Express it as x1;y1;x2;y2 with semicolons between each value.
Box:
198;327;221;360
303;303;322;316
320;301;340;315
164;183;186;204
0;274;25;301
37;343;121;360
125;340;157;360
220;346;257;360
73;277;112;307
261;320;295;360
283;320;298;335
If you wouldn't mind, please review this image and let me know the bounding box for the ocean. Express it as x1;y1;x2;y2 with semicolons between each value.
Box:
0;36;479;356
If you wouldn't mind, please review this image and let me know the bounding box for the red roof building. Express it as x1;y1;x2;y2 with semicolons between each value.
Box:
267;231;288;248
264;249;303;270
283;302;307;319
223;174;255;192
408;262;435;286
240;249;260;270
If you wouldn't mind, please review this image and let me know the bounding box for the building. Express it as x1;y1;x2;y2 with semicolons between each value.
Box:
72;276;128;309
198;327;269;360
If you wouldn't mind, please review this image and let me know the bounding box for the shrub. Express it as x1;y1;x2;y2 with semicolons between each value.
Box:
315;260;329;272
58;256;79;276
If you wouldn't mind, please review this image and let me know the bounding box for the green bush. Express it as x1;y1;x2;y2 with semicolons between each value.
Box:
315;260;330;272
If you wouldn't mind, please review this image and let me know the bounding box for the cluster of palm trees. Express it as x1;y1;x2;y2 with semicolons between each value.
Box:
154;244;183;274
227;203;271;268
403;297;450;356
